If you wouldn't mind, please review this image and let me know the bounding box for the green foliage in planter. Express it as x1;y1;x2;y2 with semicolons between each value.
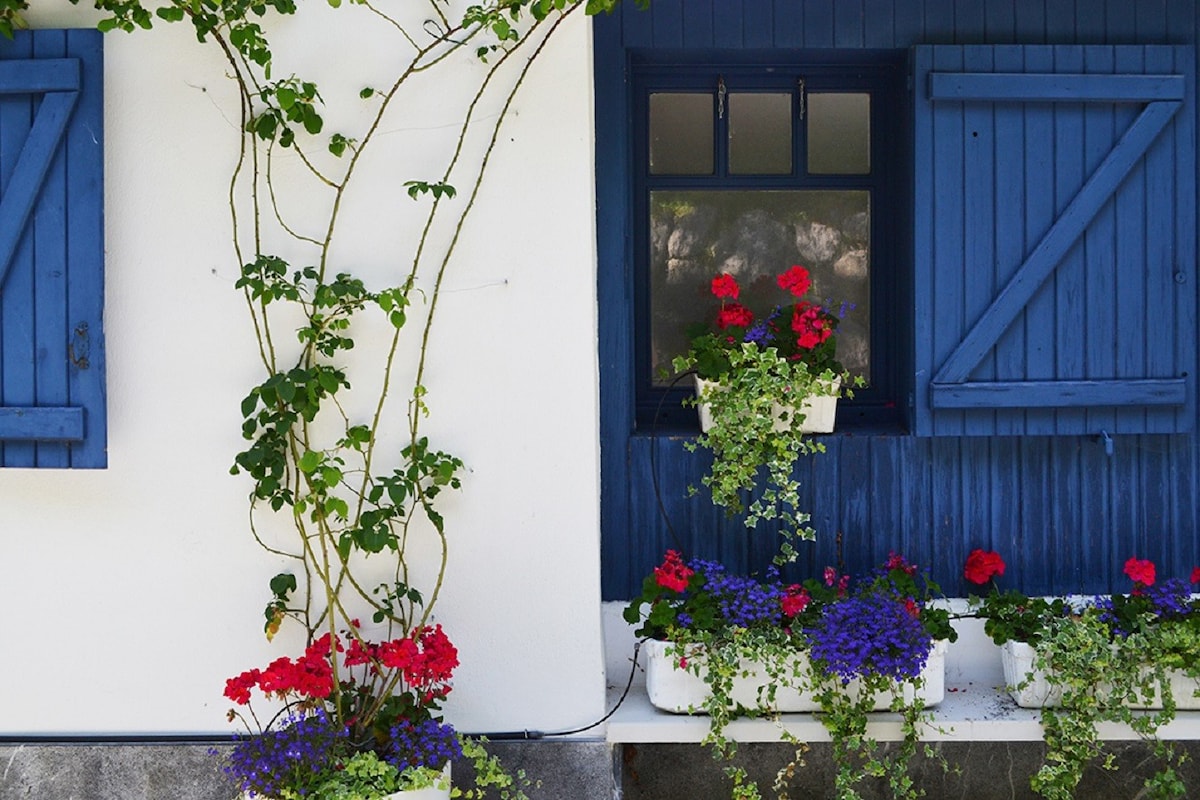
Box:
673;344;849;560
630;553;949;800
968;551;1200;800
1025;613;1192;800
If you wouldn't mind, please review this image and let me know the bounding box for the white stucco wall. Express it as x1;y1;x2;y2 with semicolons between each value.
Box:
1;1;604;734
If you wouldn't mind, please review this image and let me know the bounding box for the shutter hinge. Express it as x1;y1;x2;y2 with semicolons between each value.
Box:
717;75;726;120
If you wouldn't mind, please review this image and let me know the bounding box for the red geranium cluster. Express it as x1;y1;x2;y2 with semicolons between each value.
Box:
699;265;845;374
963;549;1006;585
224;625;458;708
654;549;695;592
1123;556;1156;587
781;584;811;617
225;633;339;706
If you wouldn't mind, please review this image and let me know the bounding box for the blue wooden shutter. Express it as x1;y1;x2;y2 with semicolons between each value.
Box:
912;45;1196;437
0;30;104;467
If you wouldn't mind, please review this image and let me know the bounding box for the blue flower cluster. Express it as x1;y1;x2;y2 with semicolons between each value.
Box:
225;708;347;797
804;594;932;683
387;718;462;773
693;559;784;628
1097;577;1195;635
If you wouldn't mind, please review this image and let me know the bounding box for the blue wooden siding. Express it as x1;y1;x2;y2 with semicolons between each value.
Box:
0;30;105;468
596;0;1200;598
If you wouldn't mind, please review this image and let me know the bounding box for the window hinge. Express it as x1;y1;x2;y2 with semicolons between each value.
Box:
717;75;726;119
798;77;806;120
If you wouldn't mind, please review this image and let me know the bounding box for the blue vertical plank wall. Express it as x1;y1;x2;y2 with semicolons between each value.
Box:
0;30;105;468
595;0;1200;598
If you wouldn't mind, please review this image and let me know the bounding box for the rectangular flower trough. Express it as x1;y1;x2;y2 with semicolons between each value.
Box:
644;639;946;714
1002;641;1200;710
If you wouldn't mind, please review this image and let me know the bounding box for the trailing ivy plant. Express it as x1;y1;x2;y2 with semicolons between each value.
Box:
1025;614;1190;800
674;344;840;563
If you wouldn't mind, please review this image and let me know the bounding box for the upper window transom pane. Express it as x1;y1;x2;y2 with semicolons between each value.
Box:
807;92;871;174
649;93;714;175
729;92;792;175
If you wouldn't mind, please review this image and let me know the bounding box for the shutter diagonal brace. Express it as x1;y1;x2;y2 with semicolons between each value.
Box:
927;72;1184;408
0;89;79;292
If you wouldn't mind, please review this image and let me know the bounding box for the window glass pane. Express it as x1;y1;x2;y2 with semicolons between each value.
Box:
650;190;870;384
729;93;792;174
649;93;714;175
807;93;870;174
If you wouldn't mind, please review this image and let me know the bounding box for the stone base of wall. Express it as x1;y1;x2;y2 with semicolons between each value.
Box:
4;739;1200;800
621;741;1200;800
0;740;617;800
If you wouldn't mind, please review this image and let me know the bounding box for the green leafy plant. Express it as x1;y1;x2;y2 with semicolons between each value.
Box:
626;552;953;800
671;266;861;559
45;0;638;795
966;550;1200;800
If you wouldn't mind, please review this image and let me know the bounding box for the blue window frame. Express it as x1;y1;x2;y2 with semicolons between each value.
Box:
631;52;908;431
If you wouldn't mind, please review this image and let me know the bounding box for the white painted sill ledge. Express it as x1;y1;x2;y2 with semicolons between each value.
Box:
600;600;1200;743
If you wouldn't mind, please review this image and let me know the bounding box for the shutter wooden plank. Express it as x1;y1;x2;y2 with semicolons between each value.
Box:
963;46;997;433
992;44;1028;434
31;31;70;467
929;72;1185;102
1052;45;1087;434
1172;46;1198;432
63;28;106;467
0;91;77;291
932;378;1186;408
931;45;966;434
0;406;82;440
0;59;77;93
0;32;35;466
933;100;1181;387
1080;46;1119;436
1019;46;1057;436
1114;46;1149;433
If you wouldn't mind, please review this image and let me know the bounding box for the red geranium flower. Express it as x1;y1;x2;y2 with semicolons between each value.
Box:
711;273;740;299
716;303;754;329
1124;556;1156;587
654;550;694;592
1192;567;1200;584
963;549;1006;585
781;585;810;617
791;303;832;349
776;265;812;297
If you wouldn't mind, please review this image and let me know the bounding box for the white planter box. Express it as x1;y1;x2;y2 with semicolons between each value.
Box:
644;638;946;713
1001;640;1200;710
695;377;839;434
